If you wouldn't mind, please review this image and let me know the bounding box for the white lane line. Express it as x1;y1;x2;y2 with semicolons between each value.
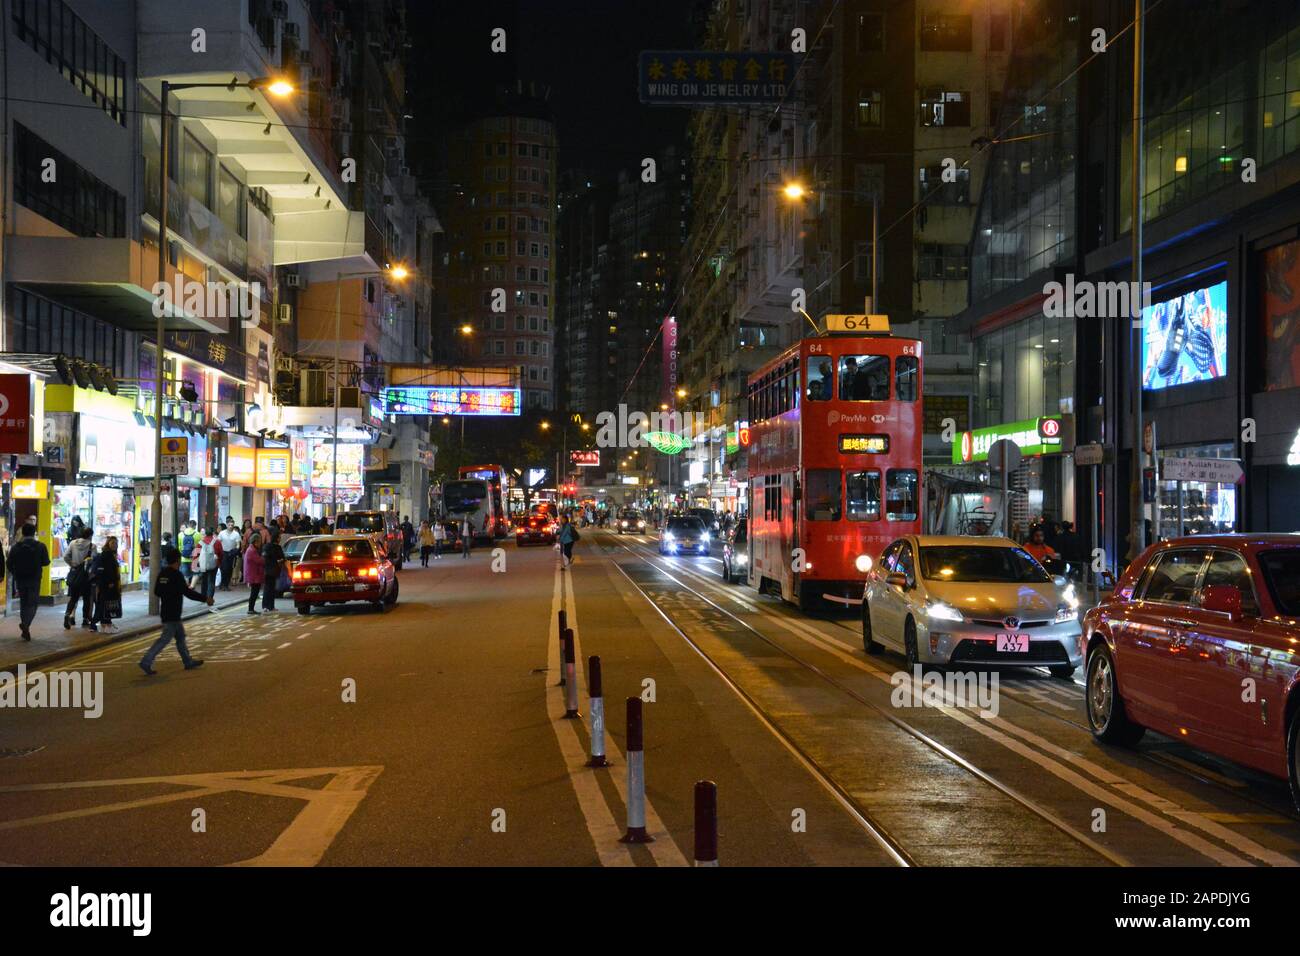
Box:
315;624;328;630
564;567;688;867
545;569;634;866
277;642;293;649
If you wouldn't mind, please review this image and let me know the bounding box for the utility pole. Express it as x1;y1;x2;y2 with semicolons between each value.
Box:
1127;0;1147;562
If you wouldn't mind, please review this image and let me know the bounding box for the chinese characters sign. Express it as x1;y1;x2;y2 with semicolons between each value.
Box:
382;386;521;417
639;51;799;105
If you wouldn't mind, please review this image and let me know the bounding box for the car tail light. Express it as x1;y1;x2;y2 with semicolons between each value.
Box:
366;566;380;578
293;569;311;581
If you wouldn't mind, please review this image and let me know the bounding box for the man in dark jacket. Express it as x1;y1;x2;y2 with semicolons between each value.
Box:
139;546;212;675
8;524;50;640
261;532;285;612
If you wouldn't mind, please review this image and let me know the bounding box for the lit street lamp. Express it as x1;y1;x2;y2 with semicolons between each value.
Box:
150;75;293;613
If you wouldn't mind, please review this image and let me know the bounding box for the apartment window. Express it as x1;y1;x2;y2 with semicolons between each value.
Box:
856;13;884;52
530;268;540;281
515;315;525;330
541;367;549;382
483;242;492;256
496;216;507;230
517;192;528;203
497;142;507;156
918;164;971;204
11;0;126;124
530;341;539;355
528;292;540;305
483;218;493;232
528;366;538;381
181;130;213;207
12;124;125;238
495;241;506;255
918;243;970;280
515;340;526;355
529;316;540;331
494;340;505;355
516;239;527;255
856;90;884;128
481;339;491;355
530;242;540;257
920;90;971;127
853;241;883;286
543;244;550;259
920;13;973;51
515;266;526;280
517;216;527;230
989;14;1010;52
494;315;506;330
514;290;525;305
541;342;549;356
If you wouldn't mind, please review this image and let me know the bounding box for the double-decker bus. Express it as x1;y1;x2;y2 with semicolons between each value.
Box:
744;323;922;608
444;464;509;541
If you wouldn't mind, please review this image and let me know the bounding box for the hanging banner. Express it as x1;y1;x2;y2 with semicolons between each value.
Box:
0;373;33;454
661;317;678;407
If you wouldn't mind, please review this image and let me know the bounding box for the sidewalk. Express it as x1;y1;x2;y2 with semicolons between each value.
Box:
0;583;254;672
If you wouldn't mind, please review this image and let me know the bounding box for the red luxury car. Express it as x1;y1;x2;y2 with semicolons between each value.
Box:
291;535;399;613
1083;534;1300;809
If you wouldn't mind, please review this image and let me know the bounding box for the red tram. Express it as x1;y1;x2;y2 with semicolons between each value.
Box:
744;323;923;607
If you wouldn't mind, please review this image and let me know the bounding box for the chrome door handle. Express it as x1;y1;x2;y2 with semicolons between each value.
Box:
1164;618;1196;629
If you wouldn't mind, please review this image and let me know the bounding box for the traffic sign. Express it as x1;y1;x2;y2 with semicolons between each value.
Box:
987;438;1022;474
1074;443;1110;466
1161;457;1243;484
824;314;890;334
161;436;189;476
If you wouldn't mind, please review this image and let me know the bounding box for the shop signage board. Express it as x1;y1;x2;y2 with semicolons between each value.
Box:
227;444;256;486
638;51;798;105
1161;456;1244;484
255;448;291;489
161;436;188;475
954;415;1069;464
0;373;32;454
571;450;600;467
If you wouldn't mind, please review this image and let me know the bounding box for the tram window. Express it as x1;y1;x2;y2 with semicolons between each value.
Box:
846;470;882;520
806;357;834;401
885;469;919;521
895;355;919;401
805;469;842;521
792;366;801;408
839;355;890;401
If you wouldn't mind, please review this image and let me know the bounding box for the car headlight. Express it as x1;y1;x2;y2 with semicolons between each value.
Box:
925;601;964;622
637;521;645;529
701;532;710;542
621;520;628;527
1054;604;1078;624
737;554;748;565
1062;584;1080;609
664;532;674;542
854;554;873;573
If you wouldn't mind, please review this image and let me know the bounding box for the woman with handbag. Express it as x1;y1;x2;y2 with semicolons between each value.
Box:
62;527;95;630
90;536;122;633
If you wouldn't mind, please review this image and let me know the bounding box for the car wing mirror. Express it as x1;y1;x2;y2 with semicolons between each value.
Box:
1200;584;1242;619
887;572;908;590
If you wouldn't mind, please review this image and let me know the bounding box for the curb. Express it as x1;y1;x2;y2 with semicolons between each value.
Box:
0;593;251;672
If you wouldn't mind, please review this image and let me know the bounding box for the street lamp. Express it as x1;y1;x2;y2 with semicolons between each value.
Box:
782;179;879;310
149;75;293;613
330;263;410;520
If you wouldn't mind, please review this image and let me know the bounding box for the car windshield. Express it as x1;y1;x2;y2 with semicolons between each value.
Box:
335;513;383;533
733;520;747;541
1258;549;1300;616
444;480;486;513
303;539;375;560
918;545;1053;583
667;517;704;533
283;537;313;559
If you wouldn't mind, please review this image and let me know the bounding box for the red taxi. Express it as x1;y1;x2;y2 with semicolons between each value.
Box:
1083;535;1300;809
516;512;557;546
290;535;399;614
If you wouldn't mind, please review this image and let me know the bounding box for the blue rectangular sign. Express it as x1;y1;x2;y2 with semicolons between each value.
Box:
638;51;799;105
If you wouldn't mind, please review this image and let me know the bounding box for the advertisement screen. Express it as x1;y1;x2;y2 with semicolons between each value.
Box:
310;442;363;505
382;386;521;416
1142;280;1228;390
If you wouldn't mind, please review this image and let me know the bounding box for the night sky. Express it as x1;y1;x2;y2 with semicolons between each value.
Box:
407;0;699;179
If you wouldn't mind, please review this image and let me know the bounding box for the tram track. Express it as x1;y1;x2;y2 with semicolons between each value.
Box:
604;534;1126;866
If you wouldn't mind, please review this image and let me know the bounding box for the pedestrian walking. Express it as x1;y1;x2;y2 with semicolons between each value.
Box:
262;531;285;612
218;519;241;590
418;521;434;566
8;523;49;640
432;520;446;559
557;514;579;570
139;546;210;676
243;532;265;614
197;528;219;599
179;521;198;583
401;516;416;563
62;527;95;630
460;517;473;558
89;536;122;633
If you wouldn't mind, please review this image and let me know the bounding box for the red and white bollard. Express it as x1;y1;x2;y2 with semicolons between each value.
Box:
620;697;653;843
694;780;718;866
561;628;580;719
586;655;609;768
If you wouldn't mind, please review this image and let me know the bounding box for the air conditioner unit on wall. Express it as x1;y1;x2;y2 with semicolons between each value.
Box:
284;273;301;288
278;303;292;324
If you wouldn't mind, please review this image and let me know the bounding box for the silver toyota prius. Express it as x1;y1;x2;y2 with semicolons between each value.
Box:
861;535;1084;678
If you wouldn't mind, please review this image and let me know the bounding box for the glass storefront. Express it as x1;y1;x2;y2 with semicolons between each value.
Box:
50;484;135;583
975;316;1076;426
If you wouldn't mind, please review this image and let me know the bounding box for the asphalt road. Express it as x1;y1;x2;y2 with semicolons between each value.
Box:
1;529;1297;867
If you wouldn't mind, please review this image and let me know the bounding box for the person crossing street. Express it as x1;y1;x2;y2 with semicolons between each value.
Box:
139;546;211;676
8;523;50;641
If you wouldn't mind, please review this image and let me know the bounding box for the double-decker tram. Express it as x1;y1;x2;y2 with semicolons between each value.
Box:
744;317;922;608
446;463;510;540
